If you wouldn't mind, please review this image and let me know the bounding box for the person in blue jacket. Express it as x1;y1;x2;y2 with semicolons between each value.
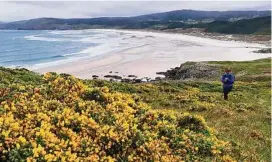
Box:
221;67;235;100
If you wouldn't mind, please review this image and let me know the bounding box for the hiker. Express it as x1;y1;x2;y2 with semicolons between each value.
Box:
221;67;235;100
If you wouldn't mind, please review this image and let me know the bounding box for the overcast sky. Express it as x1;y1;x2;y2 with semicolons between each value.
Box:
0;1;271;22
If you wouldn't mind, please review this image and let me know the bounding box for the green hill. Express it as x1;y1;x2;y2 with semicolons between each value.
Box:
0;10;270;34
0;58;271;161
187;16;271;35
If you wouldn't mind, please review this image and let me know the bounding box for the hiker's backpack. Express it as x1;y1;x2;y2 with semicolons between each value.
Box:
222;73;235;84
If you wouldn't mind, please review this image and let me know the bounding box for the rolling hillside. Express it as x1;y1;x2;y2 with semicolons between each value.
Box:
0;10;270;34
185;16;271;35
133;10;270;21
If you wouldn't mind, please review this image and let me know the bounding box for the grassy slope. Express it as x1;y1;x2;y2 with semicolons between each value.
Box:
84;58;271;161
183;16;271;35
0;58;271;161
207;16;271;35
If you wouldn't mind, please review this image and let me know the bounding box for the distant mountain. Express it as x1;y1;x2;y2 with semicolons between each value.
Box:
0;9;270;33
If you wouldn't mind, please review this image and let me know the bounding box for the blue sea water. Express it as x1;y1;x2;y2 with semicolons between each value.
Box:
0;30;128;69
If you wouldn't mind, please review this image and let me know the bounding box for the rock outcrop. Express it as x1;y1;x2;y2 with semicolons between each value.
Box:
157;62;221;80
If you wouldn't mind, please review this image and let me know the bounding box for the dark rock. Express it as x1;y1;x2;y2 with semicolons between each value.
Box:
109;71;113;73
133;79;142;83
113;75;122;80
104;75;122;80
104;75;112;78
92;75;99;78
253;48;271;53
128;75;137;78
155;77;162;81
159;62;220;80
156;72;165;75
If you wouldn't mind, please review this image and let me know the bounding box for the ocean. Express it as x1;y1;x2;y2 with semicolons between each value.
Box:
0;29;138;70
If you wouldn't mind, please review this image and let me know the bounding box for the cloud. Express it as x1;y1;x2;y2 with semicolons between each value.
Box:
0;1;270;22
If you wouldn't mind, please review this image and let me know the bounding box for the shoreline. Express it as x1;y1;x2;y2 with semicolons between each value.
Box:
140;28;271;46
97;28;271;46
28;29;270;79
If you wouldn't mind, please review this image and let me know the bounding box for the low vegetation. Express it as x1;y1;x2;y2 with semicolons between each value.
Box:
0;58;270;161
185;16;271;35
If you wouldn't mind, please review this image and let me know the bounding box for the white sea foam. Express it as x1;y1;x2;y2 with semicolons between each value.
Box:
61;53;79;57
24;35;72;42
48;30;87;35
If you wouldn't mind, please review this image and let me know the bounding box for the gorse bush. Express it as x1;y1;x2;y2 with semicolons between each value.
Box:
0;72;235;162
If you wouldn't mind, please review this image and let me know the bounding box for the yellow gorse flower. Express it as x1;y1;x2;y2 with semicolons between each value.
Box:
18;136;27;144
0;72;234;161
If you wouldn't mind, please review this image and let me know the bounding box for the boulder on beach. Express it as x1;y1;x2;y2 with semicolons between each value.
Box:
92;75;99;78
128;75;137;78
104;75;122;80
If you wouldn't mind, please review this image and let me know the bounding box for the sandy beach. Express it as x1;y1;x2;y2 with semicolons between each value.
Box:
34;29;270;79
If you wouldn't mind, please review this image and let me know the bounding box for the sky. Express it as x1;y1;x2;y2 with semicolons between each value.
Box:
0;1;271;22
